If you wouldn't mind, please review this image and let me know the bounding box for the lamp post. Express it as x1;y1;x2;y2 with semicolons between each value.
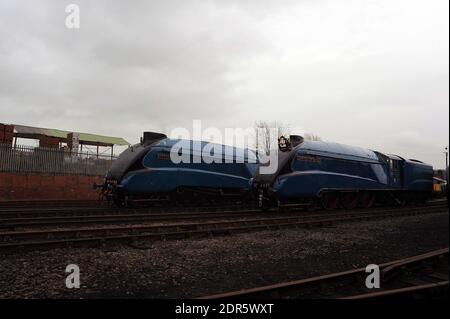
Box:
445;146;448;170
445;146;449;202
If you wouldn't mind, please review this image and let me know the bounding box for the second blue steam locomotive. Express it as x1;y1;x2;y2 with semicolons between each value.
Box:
252;136;433;209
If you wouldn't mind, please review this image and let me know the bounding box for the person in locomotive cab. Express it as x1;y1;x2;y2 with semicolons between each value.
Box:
278;135;291;152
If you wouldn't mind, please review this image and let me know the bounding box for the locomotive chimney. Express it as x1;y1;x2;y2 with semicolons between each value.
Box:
290;135;304;147
142;132;167;145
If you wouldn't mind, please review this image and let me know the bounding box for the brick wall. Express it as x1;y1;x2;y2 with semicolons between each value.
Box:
0;123;14;145
0;172;103;201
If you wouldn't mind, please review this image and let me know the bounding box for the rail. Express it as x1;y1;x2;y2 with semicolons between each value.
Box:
199;248;449;299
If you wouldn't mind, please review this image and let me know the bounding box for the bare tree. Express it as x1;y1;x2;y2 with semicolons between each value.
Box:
304;133;322;141
253;121;290;154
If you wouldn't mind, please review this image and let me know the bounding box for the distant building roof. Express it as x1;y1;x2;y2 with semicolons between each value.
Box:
13;124;129;146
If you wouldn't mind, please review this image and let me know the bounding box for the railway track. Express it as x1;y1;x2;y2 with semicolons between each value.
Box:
0;203;447;251
0;203;255;218
0;198;445;220
0;198;445;218
0;208;268;229
0;199;102;208
0;202;447;230
198;248;449;299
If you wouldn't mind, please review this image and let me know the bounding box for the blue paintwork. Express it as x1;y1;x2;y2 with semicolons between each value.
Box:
114;137;433;200
403;160;434;191
298;141;381;162
273;141;389;199
271;141;433;200
119;138;258;195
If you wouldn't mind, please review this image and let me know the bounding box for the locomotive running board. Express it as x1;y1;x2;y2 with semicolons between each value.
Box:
129;197;170;202
278;202;312;209
276;200;321;211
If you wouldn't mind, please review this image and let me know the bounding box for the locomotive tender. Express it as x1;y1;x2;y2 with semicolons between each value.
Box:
102;132;434;209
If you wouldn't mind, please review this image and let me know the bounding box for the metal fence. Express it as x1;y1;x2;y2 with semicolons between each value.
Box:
0;143;117;176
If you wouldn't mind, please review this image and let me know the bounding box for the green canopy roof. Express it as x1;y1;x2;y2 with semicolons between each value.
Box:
13;124;129;146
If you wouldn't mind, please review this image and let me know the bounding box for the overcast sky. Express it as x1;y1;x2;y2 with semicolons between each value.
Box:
0;0;448;167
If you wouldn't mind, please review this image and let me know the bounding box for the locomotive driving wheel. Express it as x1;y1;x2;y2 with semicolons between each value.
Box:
321;192;339;210
113;197;127;208
360;192;375;208
340;192;359;209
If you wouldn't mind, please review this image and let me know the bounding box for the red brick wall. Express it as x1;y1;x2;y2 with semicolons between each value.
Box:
0;172;103;201
0;123;14;145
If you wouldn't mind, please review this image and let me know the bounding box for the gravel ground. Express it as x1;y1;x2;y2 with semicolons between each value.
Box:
0;211;448;298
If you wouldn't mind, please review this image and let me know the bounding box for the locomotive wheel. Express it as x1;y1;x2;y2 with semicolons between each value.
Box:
307;198;319;211
276;200;285;213
397;196;408;207
360;192;375;208
413;195;426;206
403;194;414;206
321;193;339;210
113;197;127;208
340;193;359;209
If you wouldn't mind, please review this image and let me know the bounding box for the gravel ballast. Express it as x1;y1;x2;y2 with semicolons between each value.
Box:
0;211;448;298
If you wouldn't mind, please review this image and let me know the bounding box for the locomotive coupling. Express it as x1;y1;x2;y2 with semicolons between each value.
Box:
92;182;105;190
93;178;119;195
252;180;273;208
92;177;109;190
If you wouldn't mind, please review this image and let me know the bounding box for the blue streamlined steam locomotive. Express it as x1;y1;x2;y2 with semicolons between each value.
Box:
103;132;259;206
252;136;434;209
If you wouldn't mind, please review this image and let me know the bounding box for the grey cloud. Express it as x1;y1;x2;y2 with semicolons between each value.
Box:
0;0;448;167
